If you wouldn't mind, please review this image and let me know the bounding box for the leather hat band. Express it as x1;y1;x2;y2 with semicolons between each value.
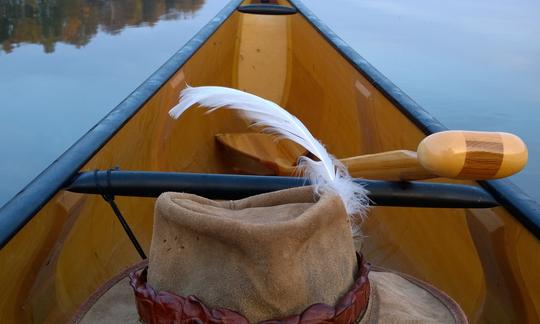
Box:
129;253;370;324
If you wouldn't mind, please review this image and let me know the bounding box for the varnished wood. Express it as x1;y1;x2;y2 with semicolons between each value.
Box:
215;133;307;175
341;150;432;180
216;131;526;181
0;5;538;324
459;134;503;178
418;131;528;179
216;132;432;180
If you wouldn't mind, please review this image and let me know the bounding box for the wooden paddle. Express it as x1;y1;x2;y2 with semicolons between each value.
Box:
216;131;528;180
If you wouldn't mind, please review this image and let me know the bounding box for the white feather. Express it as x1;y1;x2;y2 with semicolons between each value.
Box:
169;86;369;228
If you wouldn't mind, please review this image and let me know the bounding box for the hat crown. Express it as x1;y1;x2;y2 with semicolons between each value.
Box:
147;187;357;322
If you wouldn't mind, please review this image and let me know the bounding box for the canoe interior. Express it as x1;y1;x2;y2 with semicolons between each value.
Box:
1;3;539;323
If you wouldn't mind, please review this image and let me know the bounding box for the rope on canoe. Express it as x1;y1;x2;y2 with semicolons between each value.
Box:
94;168;147;260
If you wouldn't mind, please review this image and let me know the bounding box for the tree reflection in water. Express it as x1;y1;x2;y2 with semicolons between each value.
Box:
0;0;205;54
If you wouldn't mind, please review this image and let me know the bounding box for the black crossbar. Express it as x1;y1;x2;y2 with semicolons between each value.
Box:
238;4;297;15
67;170;498;208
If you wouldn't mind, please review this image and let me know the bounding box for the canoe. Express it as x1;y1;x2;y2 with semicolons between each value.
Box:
1;0;539;322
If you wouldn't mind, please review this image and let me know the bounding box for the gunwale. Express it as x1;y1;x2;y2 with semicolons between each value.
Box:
0;0;538;249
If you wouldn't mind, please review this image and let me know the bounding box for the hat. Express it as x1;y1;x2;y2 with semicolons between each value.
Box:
72;187;467;323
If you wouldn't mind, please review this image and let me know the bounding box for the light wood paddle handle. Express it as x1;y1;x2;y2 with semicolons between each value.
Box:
342;131;527;180
216;131;527;180
272;150;432;180
417;131;528;179
341;150;433;180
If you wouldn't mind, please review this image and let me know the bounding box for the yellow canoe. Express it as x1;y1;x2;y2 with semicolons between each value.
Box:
0;1;538;322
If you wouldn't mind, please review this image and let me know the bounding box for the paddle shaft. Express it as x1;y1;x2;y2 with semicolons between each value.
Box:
217;131;527;181
331;131;527;180
274;150;432;181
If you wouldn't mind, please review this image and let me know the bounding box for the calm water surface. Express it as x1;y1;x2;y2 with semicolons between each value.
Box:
307;0;540;202
0;0;538;206
0;0;225;206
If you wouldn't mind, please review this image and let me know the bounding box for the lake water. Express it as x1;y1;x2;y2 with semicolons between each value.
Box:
0;0;226;206
307;0;540;202
0;0;538;206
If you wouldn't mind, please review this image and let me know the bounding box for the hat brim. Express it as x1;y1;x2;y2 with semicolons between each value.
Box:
71;262;466;324
70;261;146;324
363;266;467;323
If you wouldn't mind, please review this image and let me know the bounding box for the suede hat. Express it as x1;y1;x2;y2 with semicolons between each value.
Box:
72;187;467;324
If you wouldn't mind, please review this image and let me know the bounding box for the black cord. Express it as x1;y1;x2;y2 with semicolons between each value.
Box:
94;169;147;260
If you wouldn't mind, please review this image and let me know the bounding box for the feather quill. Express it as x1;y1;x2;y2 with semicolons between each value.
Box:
169;86;369;230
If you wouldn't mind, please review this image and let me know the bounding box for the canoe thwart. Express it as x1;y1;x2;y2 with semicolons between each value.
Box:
66;170;498;209
237;4;297;15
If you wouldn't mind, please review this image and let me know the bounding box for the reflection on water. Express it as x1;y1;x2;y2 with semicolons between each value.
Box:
0;0;224;207
0;0;204;54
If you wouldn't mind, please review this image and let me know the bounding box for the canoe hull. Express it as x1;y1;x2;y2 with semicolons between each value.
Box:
0;1;538;323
